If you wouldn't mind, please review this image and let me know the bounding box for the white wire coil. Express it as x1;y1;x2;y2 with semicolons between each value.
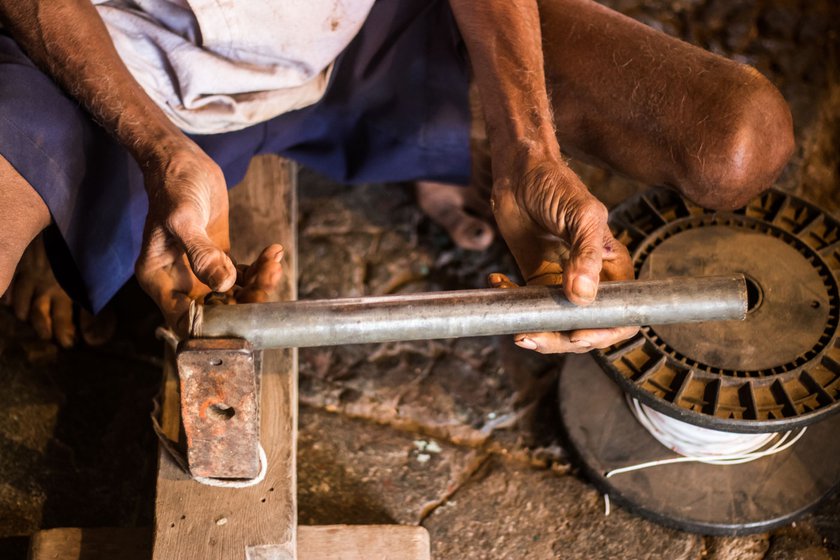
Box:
602;397;807;515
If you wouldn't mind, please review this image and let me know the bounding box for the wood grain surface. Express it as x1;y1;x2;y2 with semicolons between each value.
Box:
153;155;299;560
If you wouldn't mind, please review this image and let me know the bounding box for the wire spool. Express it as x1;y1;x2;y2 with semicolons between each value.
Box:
558;188;840;534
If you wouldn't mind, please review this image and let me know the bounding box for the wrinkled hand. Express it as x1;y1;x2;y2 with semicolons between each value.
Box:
134;144;282;335
491;159;638;353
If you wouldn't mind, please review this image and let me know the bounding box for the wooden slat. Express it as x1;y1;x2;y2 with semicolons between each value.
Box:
152;155;299;560
31;525;430;560
29;156;429;560
30;528;151;560
297;526;430;559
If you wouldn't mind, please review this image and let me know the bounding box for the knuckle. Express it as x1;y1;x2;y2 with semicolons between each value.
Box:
164;208;198;236
187;245;216;273
574;244;601;260
583;199;609;223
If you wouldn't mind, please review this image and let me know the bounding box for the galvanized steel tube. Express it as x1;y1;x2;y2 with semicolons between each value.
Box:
192;275;747;349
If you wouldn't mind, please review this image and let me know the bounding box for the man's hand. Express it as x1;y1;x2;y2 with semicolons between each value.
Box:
448;0;638;353
135;144;248;335
0;1;269;333
490;158;638;354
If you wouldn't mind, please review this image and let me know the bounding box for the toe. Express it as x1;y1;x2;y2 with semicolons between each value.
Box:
29;294;53;341
80;308;117;347
452;213;494;251
13;280;34;322
50;293;75;348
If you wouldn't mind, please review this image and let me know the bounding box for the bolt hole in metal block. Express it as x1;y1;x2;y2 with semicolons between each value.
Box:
176;339;260;479
208;403;235;421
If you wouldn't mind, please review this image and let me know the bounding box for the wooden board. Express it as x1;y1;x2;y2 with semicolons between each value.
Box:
31;526;430;560
298;526;430;560
29;527;151;560
152;155;299;560
28;155;430;560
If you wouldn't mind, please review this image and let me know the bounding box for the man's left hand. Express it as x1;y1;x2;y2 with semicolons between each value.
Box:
491;157;638;353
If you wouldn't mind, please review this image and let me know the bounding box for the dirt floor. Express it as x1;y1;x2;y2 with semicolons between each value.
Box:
1;0;839;559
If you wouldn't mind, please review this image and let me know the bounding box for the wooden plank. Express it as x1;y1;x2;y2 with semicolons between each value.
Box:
31;525;430;560
29;527;151;560
298;526;430;560
29;156;430;560
152;155;299;560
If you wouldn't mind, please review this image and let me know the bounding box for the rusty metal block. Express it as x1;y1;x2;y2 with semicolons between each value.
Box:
177;338;260;479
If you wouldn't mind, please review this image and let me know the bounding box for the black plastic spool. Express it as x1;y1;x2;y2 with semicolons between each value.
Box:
558;188;840;534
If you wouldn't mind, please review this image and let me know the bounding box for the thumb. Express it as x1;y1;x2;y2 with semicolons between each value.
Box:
564;210;607;306
172;224;236;293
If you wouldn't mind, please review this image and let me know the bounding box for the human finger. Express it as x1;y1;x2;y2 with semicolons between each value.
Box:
514;330;594;354
568;325;639;349
50;292;75;348
566;232;638;348
166;212;236;293
139;263;195;337
564;199;609;306
600;232;634;282
135;224;203;334
487;272;518;289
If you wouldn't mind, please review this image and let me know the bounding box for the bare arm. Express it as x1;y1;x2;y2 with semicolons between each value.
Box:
0;0;186;166
448;0;559;171
0;0;239;331
449;0;637;353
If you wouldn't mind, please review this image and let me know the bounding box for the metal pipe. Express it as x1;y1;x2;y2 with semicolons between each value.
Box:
192;275;747;350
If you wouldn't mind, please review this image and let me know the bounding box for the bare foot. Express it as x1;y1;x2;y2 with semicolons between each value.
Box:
1;235;116;348
2;233;74;347
416;181;495;251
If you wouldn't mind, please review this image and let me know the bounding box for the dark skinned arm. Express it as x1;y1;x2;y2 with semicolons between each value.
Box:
448;0;637;353
0;0;243;332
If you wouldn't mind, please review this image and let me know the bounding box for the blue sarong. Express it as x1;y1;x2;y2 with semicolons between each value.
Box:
0;0;471;311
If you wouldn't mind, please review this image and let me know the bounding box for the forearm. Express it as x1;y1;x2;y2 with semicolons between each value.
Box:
0;0;191;169
448;0;561;171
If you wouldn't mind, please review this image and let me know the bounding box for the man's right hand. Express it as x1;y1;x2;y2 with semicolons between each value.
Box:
0;2;286;333
134;143;240;336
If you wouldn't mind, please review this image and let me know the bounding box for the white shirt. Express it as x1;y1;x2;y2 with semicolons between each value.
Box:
93;0;375;134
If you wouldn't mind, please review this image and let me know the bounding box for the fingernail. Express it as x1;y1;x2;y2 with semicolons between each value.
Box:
515;337;538;350
489;273;504;286
573;276;597;301
209;270;233;291
274;249;284;263
571;338;592;348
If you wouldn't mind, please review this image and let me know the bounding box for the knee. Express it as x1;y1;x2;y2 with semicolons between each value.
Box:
678;68;795;211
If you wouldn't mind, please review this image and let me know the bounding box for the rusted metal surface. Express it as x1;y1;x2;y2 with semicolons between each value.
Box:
177;338;260;479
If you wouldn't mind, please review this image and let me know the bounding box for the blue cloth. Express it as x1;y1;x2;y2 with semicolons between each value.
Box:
0;0;471;312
